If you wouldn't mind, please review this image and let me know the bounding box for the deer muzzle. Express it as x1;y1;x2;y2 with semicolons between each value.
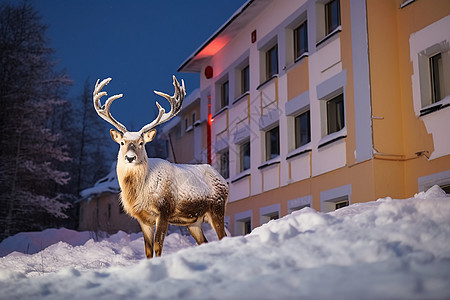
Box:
125;154;136;163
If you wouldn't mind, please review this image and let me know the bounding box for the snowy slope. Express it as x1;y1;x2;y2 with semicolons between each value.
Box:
0;186;449;299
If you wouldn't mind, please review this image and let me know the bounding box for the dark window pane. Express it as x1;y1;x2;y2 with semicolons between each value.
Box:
220;150;229;179
221;81;229;108
266;45;278;79
294;21;308;59
240;141;250;172
244;220;251;234
241;65;249;94
327;94;345;134
295;110;311;148
266;126;280;161
430;53;443;103
326;0;340;34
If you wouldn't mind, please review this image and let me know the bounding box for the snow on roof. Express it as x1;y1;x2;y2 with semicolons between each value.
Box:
78;162;120;202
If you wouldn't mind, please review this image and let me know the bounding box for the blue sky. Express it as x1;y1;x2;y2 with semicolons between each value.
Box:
30;0;246;132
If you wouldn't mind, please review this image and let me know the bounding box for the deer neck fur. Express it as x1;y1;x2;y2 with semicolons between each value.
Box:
116;156;149;216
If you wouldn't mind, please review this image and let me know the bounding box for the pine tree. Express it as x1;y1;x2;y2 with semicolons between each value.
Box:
73;79;114;193
0;2;73;240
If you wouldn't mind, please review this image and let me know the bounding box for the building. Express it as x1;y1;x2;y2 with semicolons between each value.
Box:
178;0;450;235
160;88;207;164
78;164;140;234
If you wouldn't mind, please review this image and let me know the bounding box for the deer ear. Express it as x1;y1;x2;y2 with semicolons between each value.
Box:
110;129;123;143
143;129;157;144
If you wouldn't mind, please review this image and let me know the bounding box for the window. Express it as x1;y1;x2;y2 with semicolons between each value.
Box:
295;110;311;148
326;93;345;134
192;111;196;124
240;140;251;172
325;0;340;35
241;65;250;94
441;184;450;194
221;80;229;109
430;53;444;103
266;44;278;79
184;117;189;131
289;204;310;213
235;210;253;235
323;197;349;213
219;150;229;179
236;218;252;235
265;126;280;161
294;21;308;59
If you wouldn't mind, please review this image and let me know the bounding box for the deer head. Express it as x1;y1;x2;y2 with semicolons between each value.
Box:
93;76;185;165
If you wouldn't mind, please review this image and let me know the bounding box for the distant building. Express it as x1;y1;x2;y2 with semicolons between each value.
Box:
78;163;140;234
178;0;450;235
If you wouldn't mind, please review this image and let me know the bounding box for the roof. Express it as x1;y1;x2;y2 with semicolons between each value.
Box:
178;0;272;73
78;162;120;202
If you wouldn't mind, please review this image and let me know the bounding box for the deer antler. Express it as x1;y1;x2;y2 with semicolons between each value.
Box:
93;78;128;133
139;75;186;134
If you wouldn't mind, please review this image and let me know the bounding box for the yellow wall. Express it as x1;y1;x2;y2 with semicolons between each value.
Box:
286;57;309;101
366;0;450;198
226;159;376;233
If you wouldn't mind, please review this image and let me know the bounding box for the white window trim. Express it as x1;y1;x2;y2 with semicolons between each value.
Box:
410;16;450;116
259;204;281;226
288;195;312;213
418;170;450;192
234;210;253;236
320;184;351;212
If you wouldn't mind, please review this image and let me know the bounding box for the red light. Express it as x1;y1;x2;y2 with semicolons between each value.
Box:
198;36;231;58
208;113;213;125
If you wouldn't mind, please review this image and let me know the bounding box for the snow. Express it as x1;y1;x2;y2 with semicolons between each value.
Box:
1;185;449;299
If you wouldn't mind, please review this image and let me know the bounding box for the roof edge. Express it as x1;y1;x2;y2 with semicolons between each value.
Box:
178;0;254;73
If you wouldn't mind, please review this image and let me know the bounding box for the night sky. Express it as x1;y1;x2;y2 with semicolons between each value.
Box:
27;0;246;132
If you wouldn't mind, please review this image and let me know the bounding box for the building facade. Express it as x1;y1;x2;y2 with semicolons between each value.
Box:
78;165;141;234
179;0;450;235
160;88;207;164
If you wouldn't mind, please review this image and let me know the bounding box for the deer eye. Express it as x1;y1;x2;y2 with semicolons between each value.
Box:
139;142;143;146
120;142;124;146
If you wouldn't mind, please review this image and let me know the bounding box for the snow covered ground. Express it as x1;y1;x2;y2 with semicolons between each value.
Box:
1;185;449;299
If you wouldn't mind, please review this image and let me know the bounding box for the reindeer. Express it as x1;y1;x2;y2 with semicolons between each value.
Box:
93;76;228;258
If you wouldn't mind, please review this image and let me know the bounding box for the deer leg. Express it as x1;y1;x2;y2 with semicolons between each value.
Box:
154;216;169;257
139;222;154;259
207;212;227;240
187;220;207;245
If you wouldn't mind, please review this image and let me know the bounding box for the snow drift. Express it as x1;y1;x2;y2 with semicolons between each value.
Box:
0;186;449;299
